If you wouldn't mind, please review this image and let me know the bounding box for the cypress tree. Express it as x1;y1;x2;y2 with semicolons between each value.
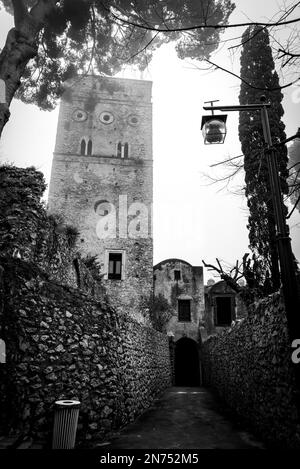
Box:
239;25;289;293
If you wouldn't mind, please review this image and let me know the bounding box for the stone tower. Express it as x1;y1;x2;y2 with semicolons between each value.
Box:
48;76;153;322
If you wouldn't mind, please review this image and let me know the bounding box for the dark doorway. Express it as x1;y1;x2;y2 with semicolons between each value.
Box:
175;338;200;386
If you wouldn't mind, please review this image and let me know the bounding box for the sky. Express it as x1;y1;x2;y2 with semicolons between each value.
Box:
0;1;299;282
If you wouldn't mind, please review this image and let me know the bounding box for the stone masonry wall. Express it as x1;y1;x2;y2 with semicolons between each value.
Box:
48;155;153;322
201;293;300;448
0;258;171;443
0;165;171;443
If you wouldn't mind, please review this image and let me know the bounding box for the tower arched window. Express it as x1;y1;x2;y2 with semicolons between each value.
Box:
117;142;122;158
80;139;86;155
124;142;129;159
87;139;92;156
116;142;129;159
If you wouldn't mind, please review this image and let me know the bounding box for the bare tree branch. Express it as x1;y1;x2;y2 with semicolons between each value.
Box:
104;4;300;33
228;0;300;51
228;25;267;51
287;192;300;218
278;48;300;59
209;154;243;168
204;58;299;91
202;253;267;304
123;31;160;63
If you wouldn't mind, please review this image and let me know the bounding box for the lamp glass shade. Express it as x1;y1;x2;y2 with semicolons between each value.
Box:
201;117;227;144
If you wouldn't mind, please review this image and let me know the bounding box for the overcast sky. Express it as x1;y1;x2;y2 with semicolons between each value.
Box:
0;1;299;282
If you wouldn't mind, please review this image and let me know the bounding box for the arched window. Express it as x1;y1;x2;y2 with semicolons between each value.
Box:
124;142;129;158
87;139;92;156
117;142;122;158
80;139;86;155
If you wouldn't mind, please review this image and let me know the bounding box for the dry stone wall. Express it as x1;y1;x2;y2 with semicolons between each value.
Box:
0;165;171;443
0;258;170;442
201;293;300;448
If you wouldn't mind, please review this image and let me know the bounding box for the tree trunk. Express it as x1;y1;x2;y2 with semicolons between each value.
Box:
0;27;37;138
0;0;57;138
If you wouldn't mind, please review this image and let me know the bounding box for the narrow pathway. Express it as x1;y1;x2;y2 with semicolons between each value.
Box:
100;387;264;450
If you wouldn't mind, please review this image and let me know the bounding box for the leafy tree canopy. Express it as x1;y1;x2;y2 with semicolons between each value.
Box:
0;0;235;112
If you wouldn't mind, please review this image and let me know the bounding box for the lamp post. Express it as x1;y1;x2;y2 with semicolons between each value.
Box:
202;98;300;349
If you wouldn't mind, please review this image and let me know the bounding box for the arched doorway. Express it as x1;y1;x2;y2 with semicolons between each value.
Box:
175;338;200;386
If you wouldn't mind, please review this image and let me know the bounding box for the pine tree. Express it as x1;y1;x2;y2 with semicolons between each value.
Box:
239;25;289;293
0;0;235;137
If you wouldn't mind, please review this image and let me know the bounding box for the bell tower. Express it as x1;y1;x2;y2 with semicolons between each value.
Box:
48;76;153;322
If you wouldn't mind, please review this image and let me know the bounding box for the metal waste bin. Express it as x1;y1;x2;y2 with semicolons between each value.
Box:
52;400;80;449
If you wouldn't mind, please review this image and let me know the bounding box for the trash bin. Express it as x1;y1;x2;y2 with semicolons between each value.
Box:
52;400;80;449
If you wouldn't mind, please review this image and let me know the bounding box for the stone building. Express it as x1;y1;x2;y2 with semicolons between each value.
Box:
153;261;245;385
204;280;247;336
48;76;153;322
153;258;205;385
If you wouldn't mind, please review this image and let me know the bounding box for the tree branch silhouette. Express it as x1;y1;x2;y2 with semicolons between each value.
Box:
203;58;299;90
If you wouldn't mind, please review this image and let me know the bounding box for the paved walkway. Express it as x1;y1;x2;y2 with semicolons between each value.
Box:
1;387;265;450
98;387;265;450
0;436;44;450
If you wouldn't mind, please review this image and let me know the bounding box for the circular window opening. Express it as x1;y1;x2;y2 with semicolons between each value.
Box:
128;114;139;126
72;109;88;122
99;111;114;124
94;199;111;216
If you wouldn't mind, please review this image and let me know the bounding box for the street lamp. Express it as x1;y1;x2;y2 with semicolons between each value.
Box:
201;116;227;144
202;96;300;349
201;100;227;144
